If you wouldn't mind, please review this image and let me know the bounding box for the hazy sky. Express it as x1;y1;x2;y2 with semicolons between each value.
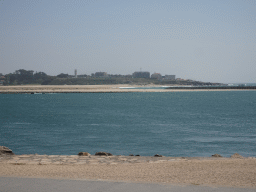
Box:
1;0;255;83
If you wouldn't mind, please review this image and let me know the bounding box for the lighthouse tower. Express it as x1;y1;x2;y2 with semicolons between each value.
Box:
74;69;77;78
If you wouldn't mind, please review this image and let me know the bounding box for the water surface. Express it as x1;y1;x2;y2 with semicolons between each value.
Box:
1;91;255;157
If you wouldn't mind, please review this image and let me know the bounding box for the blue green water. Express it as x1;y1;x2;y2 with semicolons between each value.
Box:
1;91;256;157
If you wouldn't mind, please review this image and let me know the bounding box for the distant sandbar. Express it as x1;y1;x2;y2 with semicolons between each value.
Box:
1;84;255;93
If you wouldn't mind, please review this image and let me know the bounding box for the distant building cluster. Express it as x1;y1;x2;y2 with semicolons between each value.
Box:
151;73;162;80
132;72;176;80
164;75;176;80
0;70;176;86
150;73;176;80
1;69;223;86
71;70;175;80
95;72;108;77
132;71;150;78
0;75;5;85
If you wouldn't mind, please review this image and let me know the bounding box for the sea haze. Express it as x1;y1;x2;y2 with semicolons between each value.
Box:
1;91;256;157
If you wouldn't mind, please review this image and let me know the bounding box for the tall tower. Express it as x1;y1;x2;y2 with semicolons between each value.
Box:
74;69;77;78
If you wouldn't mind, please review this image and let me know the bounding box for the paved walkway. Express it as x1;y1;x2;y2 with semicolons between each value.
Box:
1;177;255;192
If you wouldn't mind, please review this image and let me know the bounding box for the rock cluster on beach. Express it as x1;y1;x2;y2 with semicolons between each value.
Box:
212;154;223;157
1;146;250;166
0;146;14;155
0;151;253;169
95;152;113;156
0;148;184;165
78;152;90;156
231;153;244;159
0;154;190;165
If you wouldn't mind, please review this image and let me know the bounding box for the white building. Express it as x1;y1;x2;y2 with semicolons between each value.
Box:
151;73;162;80
165;75;176;80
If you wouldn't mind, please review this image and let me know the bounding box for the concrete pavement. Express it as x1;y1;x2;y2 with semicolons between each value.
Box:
0;177;255;192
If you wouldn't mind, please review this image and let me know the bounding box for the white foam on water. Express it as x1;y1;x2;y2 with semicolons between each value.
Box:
119;87;136;89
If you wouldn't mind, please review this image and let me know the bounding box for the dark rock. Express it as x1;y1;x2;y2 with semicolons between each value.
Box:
212;154;222;157
95;152;113;156
154;154;162;157
129;154;134;156
231;153;244;159
95;152;107;156
0;146;14;155
78;152;90;156
135;155;140;156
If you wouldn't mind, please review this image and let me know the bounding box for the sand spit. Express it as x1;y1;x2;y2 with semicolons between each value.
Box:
0;84;253;93
0;154;256;188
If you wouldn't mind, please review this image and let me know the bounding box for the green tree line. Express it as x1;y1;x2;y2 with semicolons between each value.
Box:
4;69;53;85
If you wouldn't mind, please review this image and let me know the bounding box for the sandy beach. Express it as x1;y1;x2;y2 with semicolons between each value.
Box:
0;84;253;93
0;154;256;188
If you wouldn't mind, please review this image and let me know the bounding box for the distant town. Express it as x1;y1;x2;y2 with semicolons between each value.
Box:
0;69;224;86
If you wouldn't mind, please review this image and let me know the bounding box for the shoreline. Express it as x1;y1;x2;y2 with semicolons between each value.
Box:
1;84;255;93
1;154;256;188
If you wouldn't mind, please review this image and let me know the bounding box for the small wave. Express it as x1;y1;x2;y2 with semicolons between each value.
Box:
13;122;31;125
76;124;100;126
119;87;136;89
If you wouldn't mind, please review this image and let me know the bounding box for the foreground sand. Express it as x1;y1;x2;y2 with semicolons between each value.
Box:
0;84;251;93
1;154;256;188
